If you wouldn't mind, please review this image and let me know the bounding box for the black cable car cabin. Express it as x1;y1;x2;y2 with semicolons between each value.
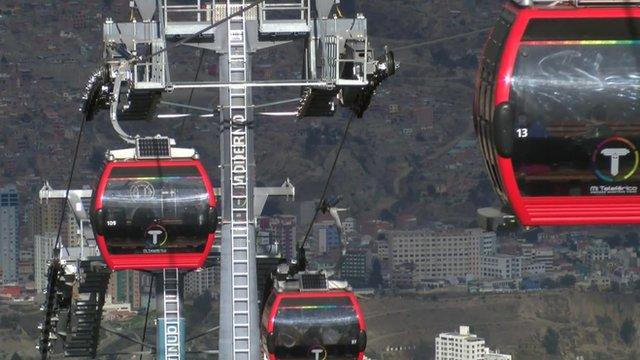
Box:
91;141;217;270
261;272;366;360
475;0;640;225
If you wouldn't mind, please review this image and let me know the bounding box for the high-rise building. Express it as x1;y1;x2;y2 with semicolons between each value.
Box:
256;229;275;257
257;215;297;260
313;220;341;256
18;247;34;284
340;248;368;288
435;326;486;360
185;266;218;297
387;228;486;288
107;270;142;309
31;197;80;247
343;217;357;234
34;234;57;293
373;235;390;261
0;185;19;284
481;232;497;256
435;326;512;360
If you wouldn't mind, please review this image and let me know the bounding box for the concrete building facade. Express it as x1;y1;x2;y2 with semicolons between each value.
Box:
340;248;368;288
31;197;80;247
481;232;497;256
343;217;357;234
435;326;486;360
481;254;522;280
314;221;341;256
533;248;554;271
107;270;142;309
584;240;610;265
34;234;56;293
258;215;297;260
0;185;19;284
435;325;512;360
387;228;487;287
185;265;218;296
484;349;512;360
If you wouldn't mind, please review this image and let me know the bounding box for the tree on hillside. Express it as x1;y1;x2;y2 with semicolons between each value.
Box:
558;274;577;288
606;235;623;248
620;318;637;346
625;232;639;248
303;127;322;156
194;291;213;315
610;282;621;293
543;327;559;355
540;277;557;290
411;340;431;360
0;314;19;329
378;208;395;222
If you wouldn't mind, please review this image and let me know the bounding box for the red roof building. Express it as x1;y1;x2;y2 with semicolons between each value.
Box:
0;286;22;299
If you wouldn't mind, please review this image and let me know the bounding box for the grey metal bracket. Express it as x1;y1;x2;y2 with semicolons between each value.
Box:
254;179;296;217
38;183;99;262
213;179;296;220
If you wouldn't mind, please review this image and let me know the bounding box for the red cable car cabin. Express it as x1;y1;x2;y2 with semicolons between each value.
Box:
475;0;640;225
261;272;366;360
91;144;217;270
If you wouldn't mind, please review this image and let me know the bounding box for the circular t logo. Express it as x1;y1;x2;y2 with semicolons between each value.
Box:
592;137;639;182
308;345;327;360
145;224;168;247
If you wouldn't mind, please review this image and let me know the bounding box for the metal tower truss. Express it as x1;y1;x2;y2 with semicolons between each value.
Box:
37;185;109;359
161;268;183;359
66;1;398;359
224;2;254;358
100;1;395;122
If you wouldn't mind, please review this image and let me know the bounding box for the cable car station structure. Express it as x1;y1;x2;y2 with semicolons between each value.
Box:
38;0;394;359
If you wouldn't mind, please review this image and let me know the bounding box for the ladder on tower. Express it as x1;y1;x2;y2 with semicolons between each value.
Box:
227;1;252;358
163;268;181;360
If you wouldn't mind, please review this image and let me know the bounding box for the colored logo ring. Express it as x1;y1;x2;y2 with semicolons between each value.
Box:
592;136;639;182
308;345;328;360
146;224;169;247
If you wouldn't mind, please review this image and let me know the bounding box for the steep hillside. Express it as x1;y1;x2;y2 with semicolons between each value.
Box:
361;290;640;359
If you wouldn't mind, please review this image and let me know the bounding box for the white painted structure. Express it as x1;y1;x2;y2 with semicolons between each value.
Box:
436;326;486;360
484;349;512;360
481;254;523;280
34;235;57;293
435;325;512;360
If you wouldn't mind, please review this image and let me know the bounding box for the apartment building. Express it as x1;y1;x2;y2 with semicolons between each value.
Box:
387;228;489;287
